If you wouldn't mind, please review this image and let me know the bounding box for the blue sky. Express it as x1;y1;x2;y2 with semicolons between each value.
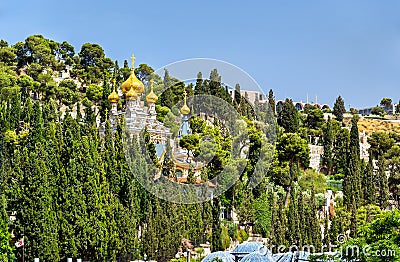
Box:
1;0;400;108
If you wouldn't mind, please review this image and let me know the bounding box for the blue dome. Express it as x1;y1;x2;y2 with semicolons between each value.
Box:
232;241;264;253
272;252;310;261
202;251;235;262
272;253;293;262
240;252;274;262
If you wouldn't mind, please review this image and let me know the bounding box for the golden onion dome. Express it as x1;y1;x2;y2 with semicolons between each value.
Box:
108;80;120;103
125;87;138;100
180;91;190;115
108;91;120;103
146;79;158;103
121;54;145;94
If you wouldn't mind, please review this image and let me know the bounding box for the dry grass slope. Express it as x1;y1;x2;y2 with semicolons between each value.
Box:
357;118;400;135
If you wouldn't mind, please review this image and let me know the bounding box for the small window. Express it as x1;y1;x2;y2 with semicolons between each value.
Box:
58;72;62;78
175;170;183;178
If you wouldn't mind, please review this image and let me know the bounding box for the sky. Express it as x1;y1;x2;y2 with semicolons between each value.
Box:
1;0;400;108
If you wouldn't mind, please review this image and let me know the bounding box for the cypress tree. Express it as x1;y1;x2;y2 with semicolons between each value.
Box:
0;193;15;261
277;98;299;133
143;196;158;259
323;117;334;175
268;89;275;115
333;96;346;122
86;103;97;125
328;216;340;245
323;214;330;246
349;199;357;238
333;128;350;175
21;142;59;261
297;191;306;247
363;161;377;205
58;113;85;259
160;69;175;108
377;158;389;209
194;72;203;95
286;188;299;245
9;92;21;130
310;186;322;247
344;117;361;209
211;198;222;252
162;142;174;177
234;84;241;107
277;202;288;247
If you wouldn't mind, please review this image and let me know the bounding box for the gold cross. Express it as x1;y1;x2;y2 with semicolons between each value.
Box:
112;79;116;91
131;54;135;69
183;90;187;103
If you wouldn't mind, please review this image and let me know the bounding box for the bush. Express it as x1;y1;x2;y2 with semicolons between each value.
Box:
235;229;248;243
221;226;231;250
227;222;238;240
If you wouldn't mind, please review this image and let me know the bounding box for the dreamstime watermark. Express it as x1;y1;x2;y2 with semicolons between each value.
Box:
123;58;277;204
254;234;396;259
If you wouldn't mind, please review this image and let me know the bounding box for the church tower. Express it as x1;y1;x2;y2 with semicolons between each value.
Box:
108;79;120;115
146;79;158;119
178;90;191;138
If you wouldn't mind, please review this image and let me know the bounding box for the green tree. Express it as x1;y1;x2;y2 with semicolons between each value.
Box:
73;43;113;84
380;97;393;108
268;89;275;115
385;145;400;208
363;162;377;205
298;169;327;194
333;96;346;122
309;186;322;246
234;84;242;107
134;63;154;85
0;194;15;262
194;72;203;95
371;106;385;116
342;210;400;262
333;128;350;176
368;131;395;160
323;117;334;175
278;98;299;133
343;117;362;208
376;158;389;209
211;198;222;252
58;79;79;107
305;108;324;130
276;132;310;206
85;83;103;103
57;41;75;66
179;134;200;161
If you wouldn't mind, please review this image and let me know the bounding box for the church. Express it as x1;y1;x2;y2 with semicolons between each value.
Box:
104;54;203;183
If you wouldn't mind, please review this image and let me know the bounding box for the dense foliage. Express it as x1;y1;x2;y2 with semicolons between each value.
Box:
0;35;398;261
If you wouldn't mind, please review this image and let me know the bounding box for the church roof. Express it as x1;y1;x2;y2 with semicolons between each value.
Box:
232;241;264;254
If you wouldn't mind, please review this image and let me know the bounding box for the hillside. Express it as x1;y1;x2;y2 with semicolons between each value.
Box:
357;118;400;135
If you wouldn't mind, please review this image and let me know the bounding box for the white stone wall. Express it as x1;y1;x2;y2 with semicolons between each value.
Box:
309;145;324;171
